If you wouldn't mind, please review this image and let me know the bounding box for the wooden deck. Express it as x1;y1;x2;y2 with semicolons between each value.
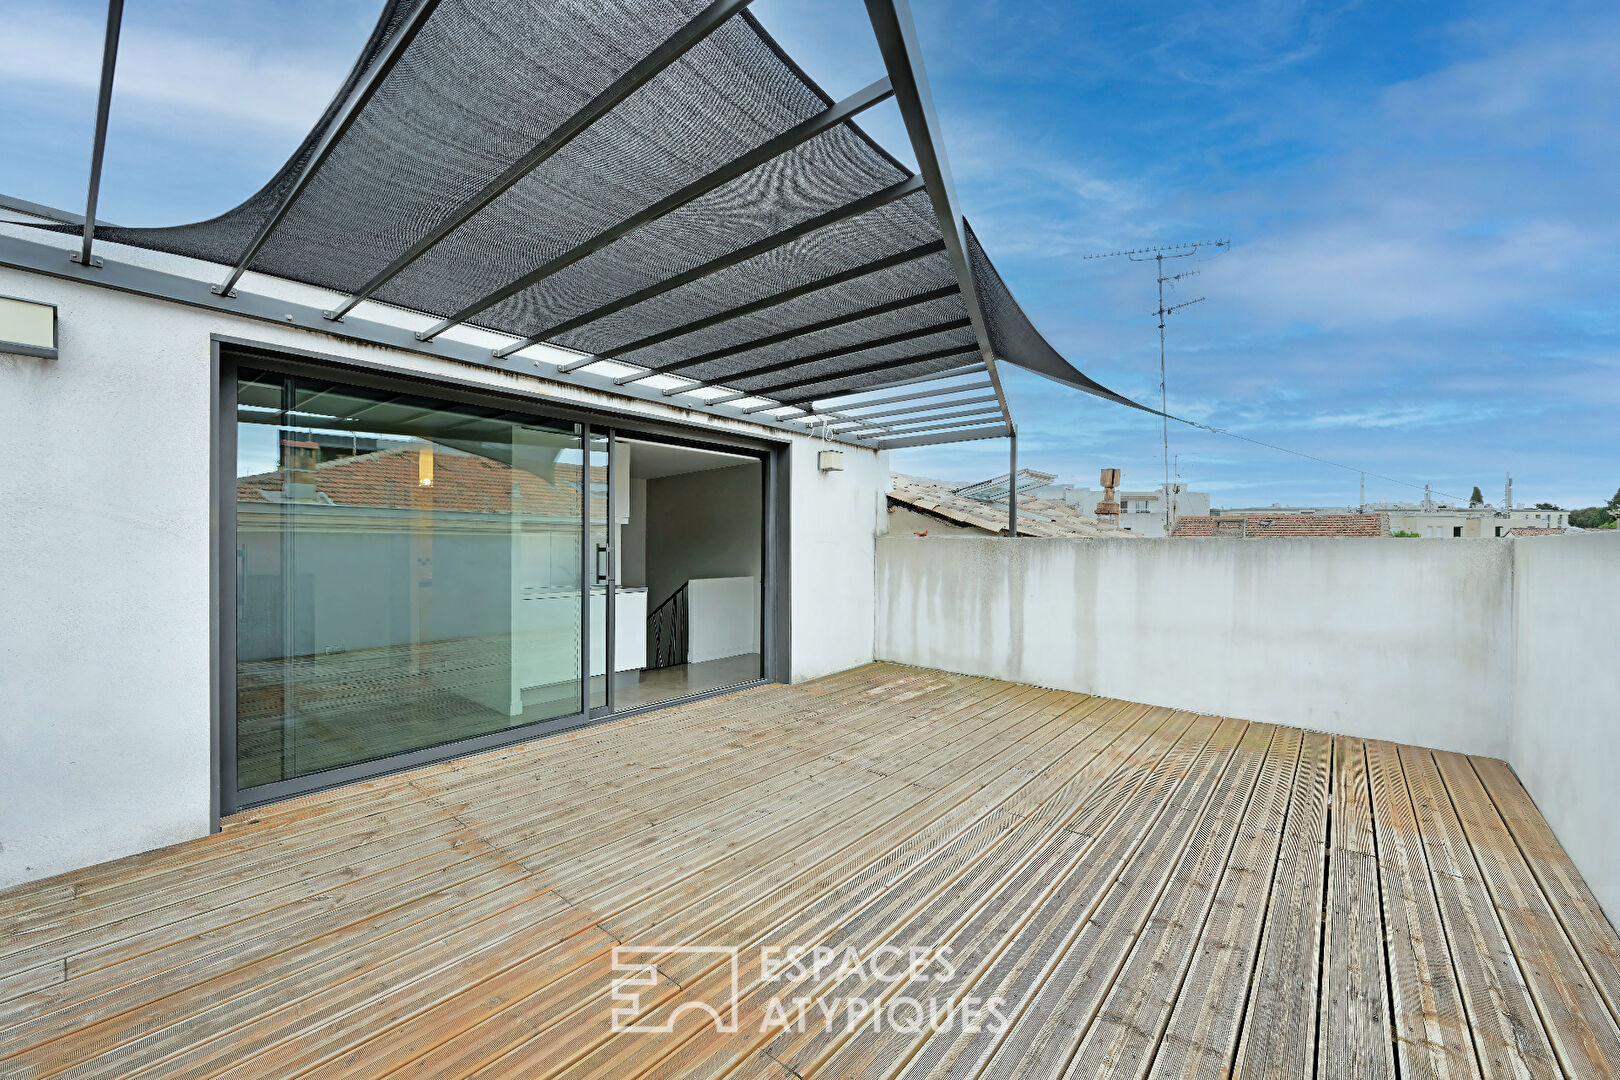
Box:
4;664;1620;1079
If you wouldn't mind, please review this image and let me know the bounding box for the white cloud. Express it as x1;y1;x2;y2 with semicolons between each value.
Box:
0;6;350;134
1214;217;1604;328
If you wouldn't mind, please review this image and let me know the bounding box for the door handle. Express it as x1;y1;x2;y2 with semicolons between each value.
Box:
594;543;611;584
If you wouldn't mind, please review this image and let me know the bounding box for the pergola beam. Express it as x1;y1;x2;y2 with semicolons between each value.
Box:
865;0;1012;429
856;405;1003;434
808;362;985;403
214;0;444;297
418;76;896;342
707;317;971;395
615;283;960;385
751;342;979;401
594;239;945;362
871;415;1005;437
808;378;991;414
323;0;754;323
843;393;998;421
492;176;927;360
874;424;1011;449
76;0;124;270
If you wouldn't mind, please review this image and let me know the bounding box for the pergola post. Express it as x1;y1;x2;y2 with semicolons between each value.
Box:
1008;428;1019;537
76;0;124;270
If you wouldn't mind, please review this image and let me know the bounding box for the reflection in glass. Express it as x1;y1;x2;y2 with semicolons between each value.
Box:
234;369;586;790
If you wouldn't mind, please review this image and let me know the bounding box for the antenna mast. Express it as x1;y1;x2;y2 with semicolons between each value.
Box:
1084;240;1228;533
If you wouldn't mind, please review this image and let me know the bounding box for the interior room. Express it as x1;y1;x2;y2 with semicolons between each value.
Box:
606;437;764;711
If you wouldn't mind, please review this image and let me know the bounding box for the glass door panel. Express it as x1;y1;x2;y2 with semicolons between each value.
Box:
585;430;611;713
234;368;585;792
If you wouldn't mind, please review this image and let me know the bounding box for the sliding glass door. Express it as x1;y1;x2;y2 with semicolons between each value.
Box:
227;361;772;809
233;367;588;799
602;435;765;711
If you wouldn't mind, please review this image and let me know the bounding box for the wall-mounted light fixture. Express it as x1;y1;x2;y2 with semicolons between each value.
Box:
0;294;58;359
818;449;844;472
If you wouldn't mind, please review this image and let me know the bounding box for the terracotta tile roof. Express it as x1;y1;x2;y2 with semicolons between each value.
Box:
887;474;1141;539
1504;526;1569;537
1171;513;1388;538
238;444;599;518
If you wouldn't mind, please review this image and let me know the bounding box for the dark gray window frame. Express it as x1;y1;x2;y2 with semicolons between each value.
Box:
213;334;790;820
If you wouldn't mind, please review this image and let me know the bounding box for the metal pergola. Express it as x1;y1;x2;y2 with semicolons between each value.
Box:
5;0;1155;514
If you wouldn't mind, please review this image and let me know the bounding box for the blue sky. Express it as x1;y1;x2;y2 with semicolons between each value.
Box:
3;0;1616;508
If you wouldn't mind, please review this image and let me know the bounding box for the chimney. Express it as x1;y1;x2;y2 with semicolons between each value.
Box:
1096;468;1122;526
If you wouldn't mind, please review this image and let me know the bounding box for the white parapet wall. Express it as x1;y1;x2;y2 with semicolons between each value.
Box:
1508;536;1620;925
876;533;1620;922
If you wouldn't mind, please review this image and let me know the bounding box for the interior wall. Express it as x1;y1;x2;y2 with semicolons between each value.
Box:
643;462;762;614
620;477;648;589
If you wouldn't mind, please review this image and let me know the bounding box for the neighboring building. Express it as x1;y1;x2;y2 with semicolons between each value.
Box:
1214;500;1569;537
1212;504;1354;516
1030;480;1211;537
1507;508;1570;529
1504;526;1570;537
1172;512;1388;538
886;474;1138;538
1381;505;1569;538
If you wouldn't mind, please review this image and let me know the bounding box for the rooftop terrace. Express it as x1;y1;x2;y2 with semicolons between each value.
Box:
3;664;1617;1079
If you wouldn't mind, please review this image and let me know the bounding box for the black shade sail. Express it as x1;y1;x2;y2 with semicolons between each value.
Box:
53;0;1153;447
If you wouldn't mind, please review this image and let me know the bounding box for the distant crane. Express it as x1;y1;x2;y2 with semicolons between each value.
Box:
1084;240;1229;532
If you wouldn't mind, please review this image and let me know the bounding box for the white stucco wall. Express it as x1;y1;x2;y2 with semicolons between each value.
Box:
0;234;883;888
1508;535;1620;922
876;533;1620;923
0;282;217;888
787;438;888;682
876;535;1516;757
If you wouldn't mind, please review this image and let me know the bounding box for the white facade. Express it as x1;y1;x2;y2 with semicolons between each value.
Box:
1221;500;1570;537
1384;506;1568;537
0;222;889;888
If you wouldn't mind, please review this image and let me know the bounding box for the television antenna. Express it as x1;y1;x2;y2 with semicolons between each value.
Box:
1085;239;1229;532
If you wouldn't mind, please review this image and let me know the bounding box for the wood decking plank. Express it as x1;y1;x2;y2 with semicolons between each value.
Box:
1;667;1615;1080
964;718;1251;1079
1399;745;1558;1079
0;670;925;955
1317;737;1396;1080
12;678;1026;1079
1365;738;1480;1080
1231;728;1332;1080
0;667;991;1023
880;710;1211;1080
374;698;1170;1080
750;707;1213;1080
1061;723;1289;1080
91;683;1094;1080
1468;756;1620;1031
1436;751;1620;1078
